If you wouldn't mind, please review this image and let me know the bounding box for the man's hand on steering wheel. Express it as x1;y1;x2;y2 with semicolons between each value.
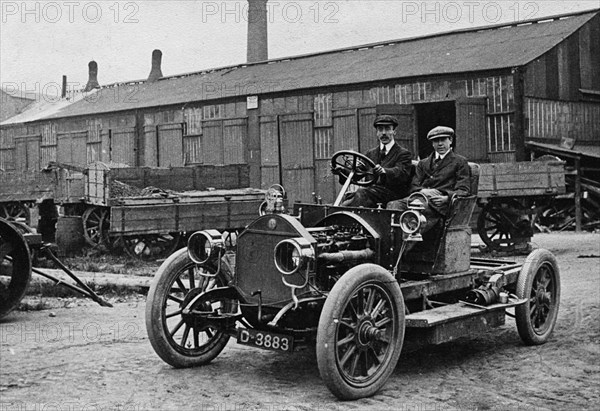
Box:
373;164;386;175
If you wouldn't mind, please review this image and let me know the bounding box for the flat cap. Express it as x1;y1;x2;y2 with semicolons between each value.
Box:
373;114;398;128
427;126;454;140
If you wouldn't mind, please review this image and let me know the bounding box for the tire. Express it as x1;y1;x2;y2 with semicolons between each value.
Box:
316;264;405;400
0;218;32;319
515;249;561;345
145;248;234;367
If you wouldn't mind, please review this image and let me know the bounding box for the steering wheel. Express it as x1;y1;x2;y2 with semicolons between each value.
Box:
331;150;377;187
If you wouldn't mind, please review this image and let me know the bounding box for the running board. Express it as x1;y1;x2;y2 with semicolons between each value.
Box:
405;298;526;346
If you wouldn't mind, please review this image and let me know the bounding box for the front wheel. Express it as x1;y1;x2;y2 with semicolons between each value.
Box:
316;264;405;400
515;249;560;345
145;248;234;367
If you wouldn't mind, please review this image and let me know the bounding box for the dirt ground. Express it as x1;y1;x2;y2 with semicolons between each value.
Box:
1;232;598;411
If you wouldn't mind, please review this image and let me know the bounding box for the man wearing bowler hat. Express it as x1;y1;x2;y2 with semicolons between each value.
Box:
340;111;413;208
390;125;471;232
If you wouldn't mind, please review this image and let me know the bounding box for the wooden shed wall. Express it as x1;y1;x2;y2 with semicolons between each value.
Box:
524;14;600;101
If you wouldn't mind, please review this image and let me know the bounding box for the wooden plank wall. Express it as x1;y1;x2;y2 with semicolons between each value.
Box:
525;98;600;144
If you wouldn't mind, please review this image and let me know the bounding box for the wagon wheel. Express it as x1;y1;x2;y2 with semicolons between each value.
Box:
146;248;235;367
0;218;32;319
122;232;182;260
82;207;112;248
0;202;30;225
316;264;405;400
515;249;560;345
477;200;530;252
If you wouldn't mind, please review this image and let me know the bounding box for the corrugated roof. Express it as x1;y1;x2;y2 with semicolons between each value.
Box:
14;9;600;122
1;90;98;125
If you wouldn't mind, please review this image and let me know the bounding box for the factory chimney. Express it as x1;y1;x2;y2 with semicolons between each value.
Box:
83;61;100;92
247;0;268;63
147;49;164;82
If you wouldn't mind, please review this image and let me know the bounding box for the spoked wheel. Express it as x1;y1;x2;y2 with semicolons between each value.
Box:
0;202;30;225
82;206;112;248
477;200;530;251
122;232;182;260
0;218;32;319
317;264;405;400
145;248;235;367
515;249;561;345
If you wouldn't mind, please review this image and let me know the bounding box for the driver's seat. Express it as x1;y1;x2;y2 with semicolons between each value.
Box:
399;162;480;275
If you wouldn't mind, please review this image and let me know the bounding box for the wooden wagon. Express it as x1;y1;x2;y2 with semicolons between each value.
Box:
476;159;566;251
0;165;85;228
82;163;265;258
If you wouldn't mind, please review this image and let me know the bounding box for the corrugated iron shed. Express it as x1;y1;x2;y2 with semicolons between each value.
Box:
11;9;600;122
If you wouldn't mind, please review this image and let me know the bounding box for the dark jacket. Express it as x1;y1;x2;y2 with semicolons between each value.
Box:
411;150;471;200
365;143;413;199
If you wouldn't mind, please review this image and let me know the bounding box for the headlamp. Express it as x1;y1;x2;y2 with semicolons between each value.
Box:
399;210;427;240
274;237;314;275
187;230;224;264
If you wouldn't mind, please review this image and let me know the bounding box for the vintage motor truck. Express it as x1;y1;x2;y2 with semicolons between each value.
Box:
145;150;560;400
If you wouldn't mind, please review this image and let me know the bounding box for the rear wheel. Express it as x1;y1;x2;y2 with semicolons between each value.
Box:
316;264;405;400
478;200;529;251
0;218;32;319
515;249;560;345
0;202;30;225
145;248;234;367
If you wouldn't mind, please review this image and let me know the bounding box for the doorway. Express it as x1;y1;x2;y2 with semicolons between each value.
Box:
415;101;456;159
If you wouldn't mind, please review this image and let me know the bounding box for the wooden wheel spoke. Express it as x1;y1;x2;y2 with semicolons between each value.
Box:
365;288;376;313
339;344;357;368
339;318;355;330
181;325;191;347
371;298;386;319
193;328;200;349
336;333;355;347
348;348;361;375
355;289;365;315
165;309;182;319
169;320;184;337
175;278;187;293
367;346;382;368
375;316;392;328
167;294;184;304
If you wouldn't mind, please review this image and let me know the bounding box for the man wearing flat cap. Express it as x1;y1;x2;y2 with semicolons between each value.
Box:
390;125;471;232
340;113;413;208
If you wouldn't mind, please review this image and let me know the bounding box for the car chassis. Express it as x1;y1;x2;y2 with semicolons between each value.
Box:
145;150;560;400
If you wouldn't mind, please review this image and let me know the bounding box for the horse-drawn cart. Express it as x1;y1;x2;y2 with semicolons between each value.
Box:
83;163;265;259
476;160;566;252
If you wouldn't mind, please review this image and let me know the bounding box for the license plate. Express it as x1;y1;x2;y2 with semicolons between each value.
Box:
237;328;294;352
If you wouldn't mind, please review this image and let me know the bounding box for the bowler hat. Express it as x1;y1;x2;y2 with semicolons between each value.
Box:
373;114;399;128
427;126;454;140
